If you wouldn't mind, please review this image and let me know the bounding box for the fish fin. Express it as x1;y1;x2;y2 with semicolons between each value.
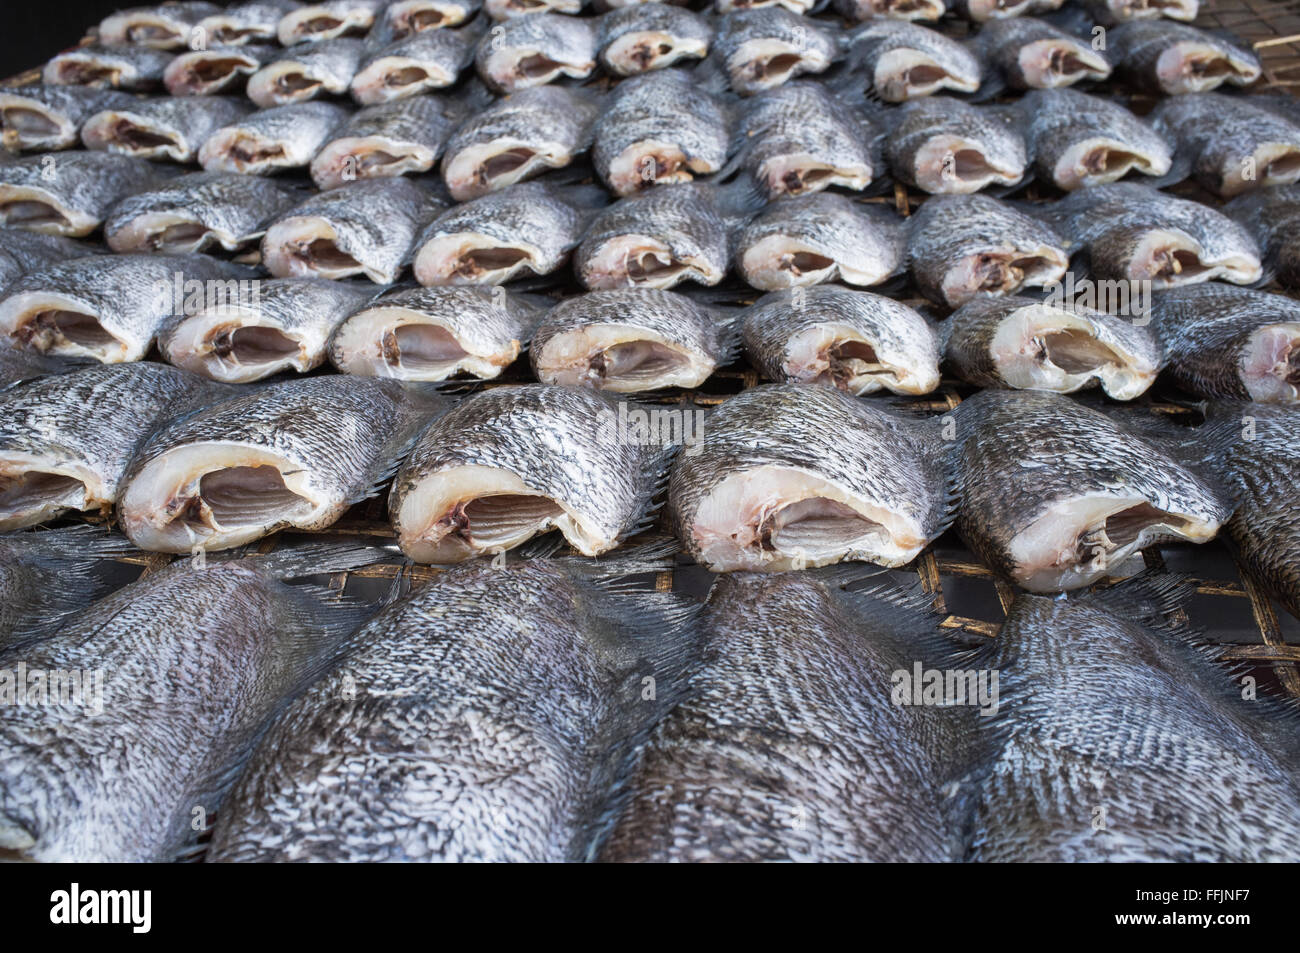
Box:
714;170;768;225
689;55;732;98
1144;149;1193;191
238;540;398;578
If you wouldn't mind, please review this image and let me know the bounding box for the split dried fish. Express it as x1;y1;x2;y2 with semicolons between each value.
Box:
1108;20;1261;94
713;8;839;95
969;16;1110;89
195;0;302;46
598;3;712;76
277;0;387;44
163;43;281;96
99;1;221;50
885;97;1026;194
1225;183;1300;288
43;44;174;91
247;37;366;107
311;95;464;189
198;100;351;175
0;85;136;153
350;25;479;103
80;95;252;162
475;13;599;93
845;20;980;101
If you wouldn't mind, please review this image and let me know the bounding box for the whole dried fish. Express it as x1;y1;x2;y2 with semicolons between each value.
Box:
163;44;282;96
885;97;1026;194
0;85;136;153
951;389;1233;592
845;20;980;101
1041;182;1261;287
0;546;380;862
330;284;542;380
80;95;252;162
670;383;954;571
195;0;302;46
277;0;387;44
1108;20;1261;94
1019;88;1171;191
440;85;601;200
0;229;104;291
43;44;174;91
1226;183;1300;288
1149;284;1300;403
104;170;304;254
592;69;733;196
247;37;366;107
120;376;443;553
475;13;599;94
713;8;839;95
159;277;378;382
198;101;351;175
740;286;941;395
734;192;903;290
206;553;699;862
530;287;736;391
311;95;464;189
945;294;1161;399
598;4;712;76
835;0;947;22
412;180;604;285
969;16;1110;89
349;26;479;103
262;177;442;283
390;385;673;561
379;0;481;38
99;1;220;49
906;193;1069;308
0;362;226;530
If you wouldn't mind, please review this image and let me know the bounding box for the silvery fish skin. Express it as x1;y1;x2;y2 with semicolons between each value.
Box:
906;194;1069;308
43;44;175;91
1148;284;1300;403
735;192;903;291
886;97;1026;194
1226;183;1300;288
262;177;442;284
158;277;379;383
391;385;673;561
944;294;1161;399
713;9;839;95
740;286;941;395
247;38;366;107
311;95;463;189
846;20;981;101
0;85;136;153
0;363;226;530
164;44;282;96
412;180;602;285
1150;94;1300;199
670;383;954;571
330;284;542;380
717;0;817;12
349;26;479;103
0;350;67;392
1042;182;1262;287
80;95;252;162
277;0;388;43
835;0;947;22
120;376;443;553
598;4;711;76
103;170;304;254
206;554;699;863
1019;88;1171;191
440;85;600;201
1081;0;1198;22
99;1;221;49
530;287;736;391
602;571;974;863
969;17;1110;89
195;0;303;46
475;13;599;93
951;389;1233;592
486;0;585;18
1109;21;1261;94
968;577;1300;862
379;0;481;39
0;253;253;363
593;69;733;196
735;81;876;198
0;549;377;862
0;151;161;237
198;101;351;175
0;229;104;291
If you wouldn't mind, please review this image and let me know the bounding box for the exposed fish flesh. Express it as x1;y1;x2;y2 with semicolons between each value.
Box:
670;383;954;571
390;385;672;561
1149;284;1300;403
379;0;481;38
0;85;135;152
1109;21;1260;94
277;0;387;44
1019;88;1171;191
164;43;281;96
1081;0;1198;22
945;294;1160;399
592;69;733;196
349;26;478;103
43;44;174;91
713;8;839;95
99;1;220;49
716;0;817;11
80;95;252;162
969;16;1110;89
247;38;365;107
330;284;542;380
950;389;1233;591
120;376;443;553
835;0;947;22
440;85;600;200
906;193;1069;308
885;97;1026;194
159;277;378;382
530;287;735;391
198;101;350;175
947;0;1050;21
262;177;441;283
0;229;104;291
740;286;940;395
195;0;302;46
0;362;226;530
311;95;463;189
598;3;711;76
104;170;304;254
412;180;603;285
1226;183;1300;288
486;0;585;18
206;553;699;862
475;13;598;93
846;20;980;101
